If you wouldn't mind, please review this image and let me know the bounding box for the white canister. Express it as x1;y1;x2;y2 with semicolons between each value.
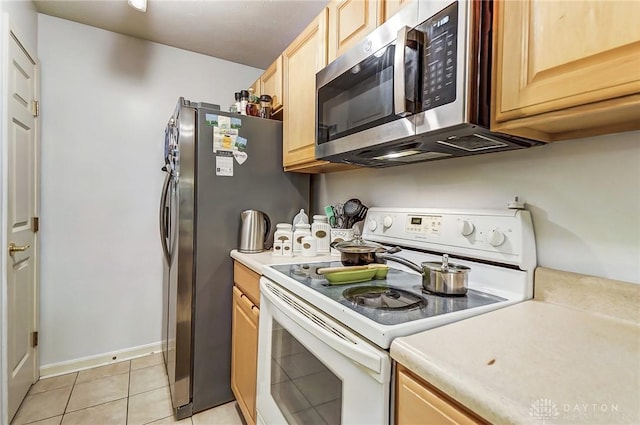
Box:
330;228;354;255
282;240;293;256
274;223;293;245
272;241;283;256
300;236;317;257
293;223;311;254
311;215;331;254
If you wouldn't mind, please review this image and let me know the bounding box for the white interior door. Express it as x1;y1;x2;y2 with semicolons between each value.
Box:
4;29;39;422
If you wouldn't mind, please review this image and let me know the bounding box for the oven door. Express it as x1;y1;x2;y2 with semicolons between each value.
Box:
257;278;391;425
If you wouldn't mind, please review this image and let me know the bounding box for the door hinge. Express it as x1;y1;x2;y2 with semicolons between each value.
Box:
32;100;40;117
32;331;38;348
32;216;39;232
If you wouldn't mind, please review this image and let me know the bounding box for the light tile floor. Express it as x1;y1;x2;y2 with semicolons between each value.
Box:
10;353;244;425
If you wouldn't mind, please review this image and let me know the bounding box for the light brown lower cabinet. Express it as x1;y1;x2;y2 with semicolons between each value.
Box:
231;263;261;425
396;365;487;425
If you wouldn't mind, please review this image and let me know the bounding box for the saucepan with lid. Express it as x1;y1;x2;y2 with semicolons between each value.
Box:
375;253;470;296
330;234;401;266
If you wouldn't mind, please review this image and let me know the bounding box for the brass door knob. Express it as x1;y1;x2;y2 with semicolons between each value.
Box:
8;243;30;253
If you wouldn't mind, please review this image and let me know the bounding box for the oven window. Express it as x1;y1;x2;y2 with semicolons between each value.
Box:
270;319;342;424
317;44;398;145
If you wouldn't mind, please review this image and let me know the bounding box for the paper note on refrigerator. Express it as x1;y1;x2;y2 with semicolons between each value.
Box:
215;150;234;176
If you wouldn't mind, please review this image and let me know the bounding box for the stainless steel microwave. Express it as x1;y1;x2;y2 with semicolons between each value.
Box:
315;0;541;167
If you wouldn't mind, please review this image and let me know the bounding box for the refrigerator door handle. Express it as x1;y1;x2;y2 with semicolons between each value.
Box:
159;173;171;263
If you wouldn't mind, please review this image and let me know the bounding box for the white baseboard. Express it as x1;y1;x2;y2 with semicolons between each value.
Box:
39;341;163;378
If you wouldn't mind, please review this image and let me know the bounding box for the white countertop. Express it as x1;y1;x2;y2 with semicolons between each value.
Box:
391;268;640;425
230;249;336;274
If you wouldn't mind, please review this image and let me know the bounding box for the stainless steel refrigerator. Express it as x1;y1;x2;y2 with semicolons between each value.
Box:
159;98;309;418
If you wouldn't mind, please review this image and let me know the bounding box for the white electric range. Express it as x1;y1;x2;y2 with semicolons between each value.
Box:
256;206;536;425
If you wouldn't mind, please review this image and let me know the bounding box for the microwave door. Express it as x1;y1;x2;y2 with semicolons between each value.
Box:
315;38;418;160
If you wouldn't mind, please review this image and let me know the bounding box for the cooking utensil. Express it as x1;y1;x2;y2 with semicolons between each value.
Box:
343;198;365;228
323;268;378;285
333;203;345;228
317;265;369;274
330;233;401;266
316;264;389;275
324;205;337;228
375;253;470;295
354;205;368;226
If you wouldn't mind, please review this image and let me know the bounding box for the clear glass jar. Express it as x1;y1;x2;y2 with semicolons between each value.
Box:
259;95;273;118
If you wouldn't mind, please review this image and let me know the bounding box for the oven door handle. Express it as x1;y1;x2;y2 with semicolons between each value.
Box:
261;280;383;375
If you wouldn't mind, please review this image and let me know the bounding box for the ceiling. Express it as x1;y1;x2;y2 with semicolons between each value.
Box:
34;0;329;69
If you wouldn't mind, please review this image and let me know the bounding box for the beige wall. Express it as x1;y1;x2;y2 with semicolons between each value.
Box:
313;131;640;284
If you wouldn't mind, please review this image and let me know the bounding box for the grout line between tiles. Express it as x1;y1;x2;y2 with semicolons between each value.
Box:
141;414;174;425
59;372;79;421
20;357;168;425
126;360;131;425
60;397;129;420
13;373;78;425
75;368;130;385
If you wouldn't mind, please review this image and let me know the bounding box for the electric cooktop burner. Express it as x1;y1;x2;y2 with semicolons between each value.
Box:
271;262;505;326
343;286;427;311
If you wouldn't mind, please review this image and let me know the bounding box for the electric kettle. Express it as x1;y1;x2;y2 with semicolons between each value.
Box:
239;210;271;253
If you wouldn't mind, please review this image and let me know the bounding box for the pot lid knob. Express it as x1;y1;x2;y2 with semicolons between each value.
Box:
442;254;449;271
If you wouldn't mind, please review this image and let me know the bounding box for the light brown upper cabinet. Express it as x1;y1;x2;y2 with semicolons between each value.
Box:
249;78;261;100
260;56;283;114
282;9;328;171
328;0;381;62
283;8;356;173
381;0;410;23
492;0;640;141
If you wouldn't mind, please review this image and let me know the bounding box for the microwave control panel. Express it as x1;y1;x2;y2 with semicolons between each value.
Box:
417;1;458;111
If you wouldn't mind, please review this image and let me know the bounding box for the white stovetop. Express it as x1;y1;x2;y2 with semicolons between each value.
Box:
260;256;525;349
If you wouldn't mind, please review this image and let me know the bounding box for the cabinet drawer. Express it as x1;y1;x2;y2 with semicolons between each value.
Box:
231;286;259;425
396;366;485;425
233;261;261;307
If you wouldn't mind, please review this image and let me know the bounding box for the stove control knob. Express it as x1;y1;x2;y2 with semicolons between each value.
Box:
459;220;475;236
383;216;393;228
368;219;377;231
489;229;505;247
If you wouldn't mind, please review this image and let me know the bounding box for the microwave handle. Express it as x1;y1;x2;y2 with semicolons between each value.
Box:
394;26;411;117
